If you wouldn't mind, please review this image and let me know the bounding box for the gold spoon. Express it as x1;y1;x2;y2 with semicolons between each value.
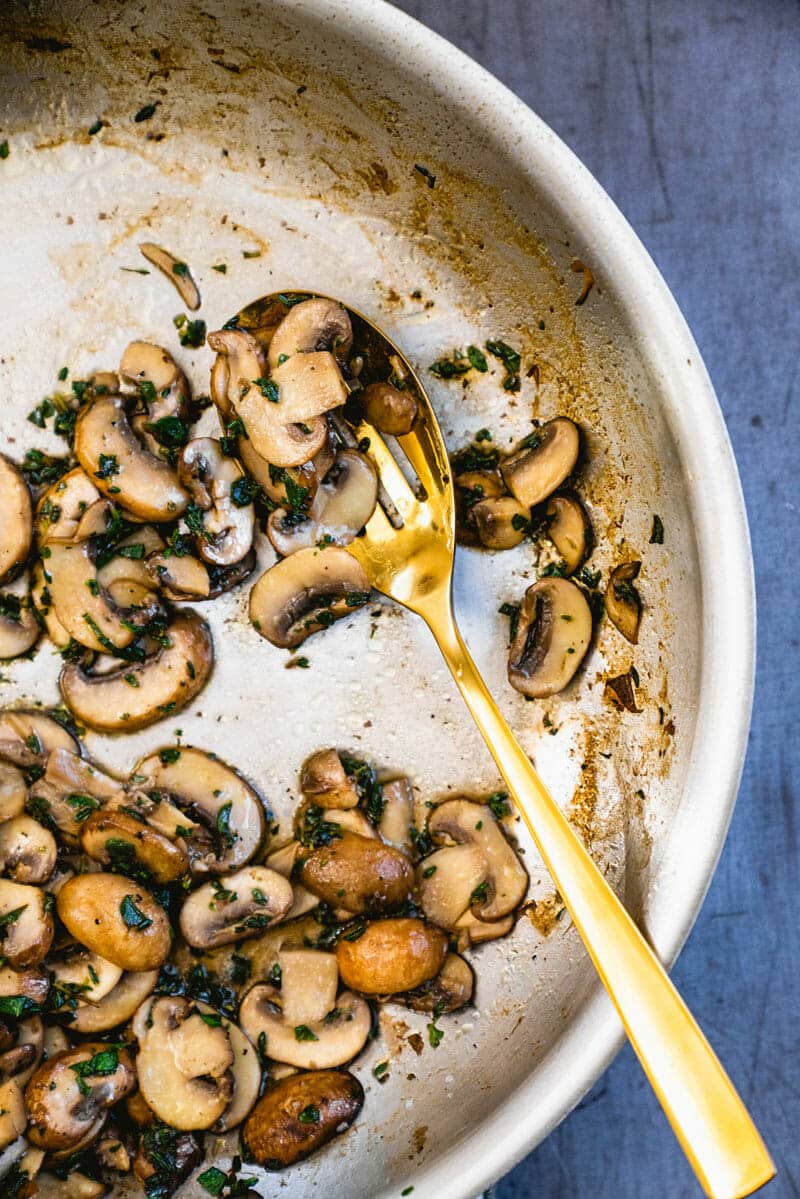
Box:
232;291;774;1199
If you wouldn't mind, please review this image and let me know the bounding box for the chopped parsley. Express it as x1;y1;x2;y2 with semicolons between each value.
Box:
65;793;100;823
294;1024;319;1042
120;894;153;931
69;1047;119;1095
487;790;510;819
254;377;280;402
173;313;207;348
650;514;664;544
134;103;158;122
427;1021;444;1048
498;601;521;643
94;453;120;480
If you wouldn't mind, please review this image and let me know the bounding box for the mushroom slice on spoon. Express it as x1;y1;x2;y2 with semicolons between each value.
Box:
0;456;32;584
267;297;353;369
250;545;370;648
59;609;213;732
507;576;593;697
267;450;378;555
178;438;255;565
74;393;189;521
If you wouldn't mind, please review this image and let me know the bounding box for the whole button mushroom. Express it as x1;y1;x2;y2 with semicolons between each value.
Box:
335;918;448;996
56;873;171;972
239;947;371;1070
25;1042;135;1153
241;1068;364;1170
299;831;414;914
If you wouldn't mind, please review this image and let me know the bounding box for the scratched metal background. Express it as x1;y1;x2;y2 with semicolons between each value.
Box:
389;1;800;1196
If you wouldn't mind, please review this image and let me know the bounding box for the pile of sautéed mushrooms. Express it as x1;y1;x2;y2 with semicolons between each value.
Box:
0;717;527;1196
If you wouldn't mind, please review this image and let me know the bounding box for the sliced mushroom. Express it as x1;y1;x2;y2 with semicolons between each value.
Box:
74;393;189;520
241;1068;363;1169
145;551;211;600
79;809;189;884
0;965;50;1009
70;970;158;1034
606;561;642;644
134;995;234;1131
397;952;475;1014
56;873;171;972
361;381;418;436
471;495;529;550
0;1017;43;1089
0;1079;27;1150
59;609;213;731
453;908;514;951
299;831;413;914
300;749;359;810
120;341;190;457
35;469;101;546
208;328;328;467
267;298;353;369
500;418;580;508
377;777;414;855
96;524;165;599
0;711;77;772
250;546;370;648
27;746;119;842
44;540;139;653
0;457;32;584
25;1042;135;1152
417;843;487;929
0;880;53;969
0;817;57;885
545;494;592;572
48;942;123;1005
133;1126;202;1195
508;576;593;697
30;560;71;648
0;761;27;822
335;918;448;995
131;746;264;874
178;438;254;565
138;243;200;310
267;450;378;554
426;799;528;922
259;437;337;507
239;948;371;1069
179;865;293;949
35;1171;107;1198
454;469;505;500
0;576;39;660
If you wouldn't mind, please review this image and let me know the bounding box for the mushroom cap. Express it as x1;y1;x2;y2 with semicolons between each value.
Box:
179;865;293;949
427;798;528;922
134;995;235;1131
241;1068;363;1170
56;873;171;972
300;749;359;809
0;1015;44;1089
59;609;213;731
335;918;448;995
299;830;414;914
471;495;529;551
0;456;32;584
361;381;418;436
250;545;370;649
507;576;593;698
70;969;159;1034
74;393;189;521
25;1042;135;1152
131;745;265;874
79;808;189;884
267;297;353;369
0;879;54;969
500;418;580;508
0;816;56;885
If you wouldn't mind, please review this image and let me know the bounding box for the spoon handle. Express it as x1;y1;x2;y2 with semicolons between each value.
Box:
423;594;774;1199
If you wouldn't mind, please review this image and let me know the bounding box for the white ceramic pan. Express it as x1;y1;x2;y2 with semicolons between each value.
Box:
0;2;754;1195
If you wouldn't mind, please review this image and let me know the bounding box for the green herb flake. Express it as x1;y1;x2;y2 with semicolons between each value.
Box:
0;905;28;932
94;453;120;480
298;1104;320;1124
65;793;100;823
414;163;436;188
254;377;280;402
487;790;510;819
467;345;488;372
120;894;153;931
294;1024;319;1042
134;103;158;123
88;119;103;136
212;263;227;273
0;141;9;160
159;747;181;765
427;1022;444;1048
197;1167;227;1196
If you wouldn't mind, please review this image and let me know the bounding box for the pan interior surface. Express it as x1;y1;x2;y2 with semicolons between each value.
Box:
0;2;753;1196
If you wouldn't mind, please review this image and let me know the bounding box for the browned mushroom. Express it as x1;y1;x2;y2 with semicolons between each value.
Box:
606;561;642;643
361;381;418;435
500;419;580;508
545;494;592;572
250;546;370;648
507;577;593;697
